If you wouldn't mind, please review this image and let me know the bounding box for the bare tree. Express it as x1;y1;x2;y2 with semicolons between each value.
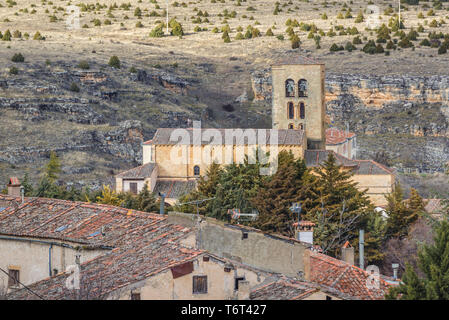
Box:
381;217;434;277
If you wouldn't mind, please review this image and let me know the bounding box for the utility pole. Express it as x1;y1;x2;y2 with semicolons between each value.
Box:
398;0;401;29
359;229;365;270
166;0;169;35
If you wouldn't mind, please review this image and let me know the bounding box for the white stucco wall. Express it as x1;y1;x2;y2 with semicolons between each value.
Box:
0;237;106;290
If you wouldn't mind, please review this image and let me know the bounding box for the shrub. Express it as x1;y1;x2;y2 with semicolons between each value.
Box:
266;28;274;36
2;29;12;41
78;60;90;70
353;36;362;44
420;38;431;46
150;24;165;37
222;30;231;43
108;56;120;68
11;53;24;62
330;43;343;52
235;32;244;40
33;31;43;40
345;41;356;52
13;30;21;38
438;45;447;54
290;34;300;49
9;66;18;75
69;82;80;92
170;20;184;37
398;38;413;48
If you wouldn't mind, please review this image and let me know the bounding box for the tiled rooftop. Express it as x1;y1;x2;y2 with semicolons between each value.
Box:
304;150;393;175
309;251;389;300
325;128;356;145
116;163;156;179
250;276;319;300
143;128;305;146
153;179;197;199
0;194;202;299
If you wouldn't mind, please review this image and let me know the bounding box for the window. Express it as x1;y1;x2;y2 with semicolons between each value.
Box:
193;165;200;176
285;79;295;97
234;277;245;290
298;79;308;97
287;102;294;119
131;292;141;300
129;182;138;194
8;269;19;287
299;102;305;119
288;123;294;129
298;123;304;130
193;276;208;294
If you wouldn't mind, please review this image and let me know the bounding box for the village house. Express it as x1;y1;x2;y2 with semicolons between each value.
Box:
115;57;394;206
325;127;357;160
1;194;389;300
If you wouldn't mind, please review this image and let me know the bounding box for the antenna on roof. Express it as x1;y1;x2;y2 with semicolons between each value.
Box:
227;208;259;222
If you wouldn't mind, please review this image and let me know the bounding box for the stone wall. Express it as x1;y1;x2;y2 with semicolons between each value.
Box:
168;212;310;278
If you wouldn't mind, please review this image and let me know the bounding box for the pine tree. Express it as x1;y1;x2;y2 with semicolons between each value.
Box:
45;151;61;183
21;172;34;196
251;151;306;236
96;185;123;206
385;183;421;238
136;182;158;212
303;153;373;256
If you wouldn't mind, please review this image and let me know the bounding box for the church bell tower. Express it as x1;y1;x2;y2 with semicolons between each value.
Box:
271;57;326;150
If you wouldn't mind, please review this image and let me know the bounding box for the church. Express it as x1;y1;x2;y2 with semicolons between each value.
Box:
115;57;395;206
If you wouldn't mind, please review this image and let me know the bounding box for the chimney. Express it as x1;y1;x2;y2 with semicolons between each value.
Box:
237;280;250;300
392;263;399;280
341;241;355;265
294;221;315;245
7;177;21;197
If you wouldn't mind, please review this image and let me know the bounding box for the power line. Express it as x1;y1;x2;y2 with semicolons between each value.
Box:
0;266;45;300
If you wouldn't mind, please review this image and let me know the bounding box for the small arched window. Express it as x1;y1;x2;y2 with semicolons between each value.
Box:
298;123;304;130
288;123;294;129
287;102;294;119
285;79;295;97
298;79;308;97
194;165;200;176
299;102;305;119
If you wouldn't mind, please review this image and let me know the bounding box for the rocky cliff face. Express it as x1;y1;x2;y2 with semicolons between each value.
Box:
251;69;449;172
0;63;196;188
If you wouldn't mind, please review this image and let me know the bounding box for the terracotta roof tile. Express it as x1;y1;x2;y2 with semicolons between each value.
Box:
116;163;156;179
309;251;390;300
325;128;356;145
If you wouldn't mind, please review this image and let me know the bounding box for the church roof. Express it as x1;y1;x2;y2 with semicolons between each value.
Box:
116;163;156;179
144;128;305;146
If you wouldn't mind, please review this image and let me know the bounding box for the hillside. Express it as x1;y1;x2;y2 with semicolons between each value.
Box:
1;0;449;195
